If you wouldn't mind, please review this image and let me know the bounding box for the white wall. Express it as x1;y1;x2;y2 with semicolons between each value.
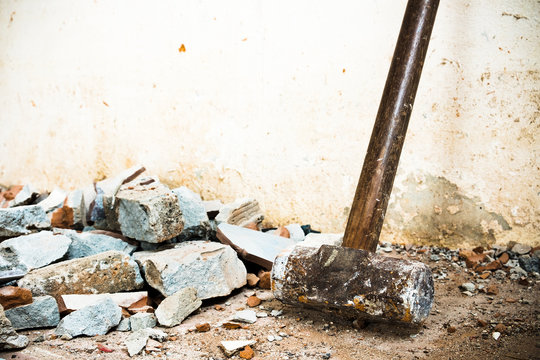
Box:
0;0;538;247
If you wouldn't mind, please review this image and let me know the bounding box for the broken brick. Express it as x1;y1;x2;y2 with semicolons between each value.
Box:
257;271;271;290
246;296;261;308
273;226;290;238
195;323;211;332
476;260;502;272
239;345;255;359
0;286;32;310
459;250;487;268
486;284;499;295
498;252;509;264
246;273;259;287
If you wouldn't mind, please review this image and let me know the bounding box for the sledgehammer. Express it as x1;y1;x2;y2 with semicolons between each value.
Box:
271;0;439;324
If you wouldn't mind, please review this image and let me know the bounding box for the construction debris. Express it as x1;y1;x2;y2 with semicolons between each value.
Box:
155;287;201;327
5;295;60;330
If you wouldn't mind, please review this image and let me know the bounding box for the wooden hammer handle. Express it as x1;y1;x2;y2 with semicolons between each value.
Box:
343;0;439;252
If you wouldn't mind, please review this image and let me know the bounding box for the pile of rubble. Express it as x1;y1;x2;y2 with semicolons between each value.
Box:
0;165;326;358
0;166;538;358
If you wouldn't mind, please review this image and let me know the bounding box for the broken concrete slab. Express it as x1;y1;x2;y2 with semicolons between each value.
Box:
129;312;157;331
232;309;257;324
0;304;28;350
55;297;122;338
0;205;51;238
18;250;144;297
0;231;71;271
89;165;146;227
5;295;60;330
116;317;131;332
215;198;264;227
217;223;298;270
0;286;32;310
56;229;137;259
125;328;167;357
59;292;148;313
154;287;201;327
220;340;256;357
114;178;184;243
172;186;210;241
134;241;246;299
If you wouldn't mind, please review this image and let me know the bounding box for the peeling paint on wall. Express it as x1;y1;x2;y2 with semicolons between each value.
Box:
384;173;511;248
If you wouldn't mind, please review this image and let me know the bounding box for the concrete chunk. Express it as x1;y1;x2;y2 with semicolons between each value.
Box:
115;178;183;243
125;328;167;357
57;229;137;259
220;340;256;357
18;250;144;297
10;184;39;208
129;312;157;331
60;292;148;312
0;205;50;238
155;287;201;327
55;297;121;337
172;186;210;240
0;231;71;270
0;305;28;350
134;241;246;298
215;198;264;227
5;295;60;330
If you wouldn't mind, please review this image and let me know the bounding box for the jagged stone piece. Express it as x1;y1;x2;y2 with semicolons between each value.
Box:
272;244;434;324
125;328;167;357
57;229;137;259
129;312;157;331
155;287;202;327
10;184;39;208
5;295;60;330
134;241;246;298
172;186;210;240
0;286;32;310
215;198;264;227
114;178;183;243
55;297;121;337
18;250;144;297
0;231;71;270
90;165;146;227
38;188;68;213
0;305;28;350
0;205;50;238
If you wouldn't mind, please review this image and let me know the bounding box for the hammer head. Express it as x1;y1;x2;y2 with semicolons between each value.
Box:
271;244;434;324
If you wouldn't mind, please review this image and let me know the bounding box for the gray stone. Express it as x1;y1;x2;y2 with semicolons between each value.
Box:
215;198;264;227
10;184;39;208
219;340;256;357
511;243;532;255
460;282;476;292
0;305;28;350
129;312;157;331
116;317;131;331
57;229;137;259
115;178;184;243
18;250;144;297
172;186;210;240
134;241;246;298
510;266;528;276
232;309;257;324
5;295;59;330
155;287;201;327
0;231;71;270
90;165;146;227
0;205;50;238
270;309;283;317
519;255;539;273
55;297;121;337
125;328;167;357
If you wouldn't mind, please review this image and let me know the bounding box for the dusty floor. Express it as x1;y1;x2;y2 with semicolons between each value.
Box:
1;249;539;360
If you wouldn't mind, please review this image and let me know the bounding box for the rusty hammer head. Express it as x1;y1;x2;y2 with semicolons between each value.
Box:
271;244;434;324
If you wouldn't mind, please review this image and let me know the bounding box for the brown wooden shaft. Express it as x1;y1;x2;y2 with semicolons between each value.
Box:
343;0;439;251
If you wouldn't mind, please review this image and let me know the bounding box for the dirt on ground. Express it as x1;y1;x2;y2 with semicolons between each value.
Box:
1;249;539;360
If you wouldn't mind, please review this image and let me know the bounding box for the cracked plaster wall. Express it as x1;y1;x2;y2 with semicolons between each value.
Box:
0;0;538;247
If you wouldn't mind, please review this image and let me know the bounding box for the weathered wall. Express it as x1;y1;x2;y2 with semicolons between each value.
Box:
0;0;538;248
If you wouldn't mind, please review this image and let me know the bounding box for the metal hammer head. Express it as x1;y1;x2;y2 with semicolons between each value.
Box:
271;244;434;324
